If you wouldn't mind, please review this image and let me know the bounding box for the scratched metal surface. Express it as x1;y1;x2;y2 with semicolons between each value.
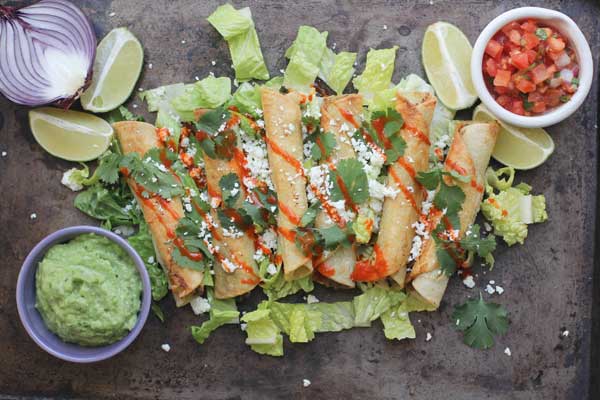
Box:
0;0;599;399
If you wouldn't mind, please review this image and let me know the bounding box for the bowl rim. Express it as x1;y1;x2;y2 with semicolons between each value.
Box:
16;225;151;363
471;6;593;128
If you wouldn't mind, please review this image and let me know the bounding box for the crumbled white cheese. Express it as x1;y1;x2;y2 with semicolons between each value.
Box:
425;332;432;342
462;275;476;289
504;347;511;357
240;323;247;331
306;294;319;304
562;330;569;337
1;151;6;157
30;213;37;220
108;11;116;17
261;229;277;251
61;168;84;192
161;344;171;352
266;263;278;276
303;379;311;387
495;285;504;294
485;284;496;294
148;256;155;264
221;258;240;273
190;296;211;315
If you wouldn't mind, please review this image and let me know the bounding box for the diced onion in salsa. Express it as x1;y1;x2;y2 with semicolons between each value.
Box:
483;19;579;116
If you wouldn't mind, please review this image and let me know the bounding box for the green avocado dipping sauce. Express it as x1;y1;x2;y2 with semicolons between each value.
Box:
35;233;142;346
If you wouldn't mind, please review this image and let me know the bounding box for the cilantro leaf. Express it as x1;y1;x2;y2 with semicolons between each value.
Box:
460;224;496;258
417;169;443;190
105;106;144;124
195;107;231;135
434;184;465;215
300;202;321;227
219;173;241;208
384;134;406;165
330;158;369;205
217;208;252;233
452;294;509;349
120;149;184;199
94;153;122;184
435;242;459;275
309;131;336;162
316;225;349;250
535;28;548;40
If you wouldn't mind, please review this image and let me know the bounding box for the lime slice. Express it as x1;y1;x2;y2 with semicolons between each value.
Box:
29;107;113;161
422;22;477;110
473;104;554;170
80;28;143;113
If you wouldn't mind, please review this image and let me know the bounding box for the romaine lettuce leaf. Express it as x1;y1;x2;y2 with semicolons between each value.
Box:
482;170;548;246
381;302;416;340
259;261;314;301
269;301;355;333
284;26;328;92
352;286;406;327
318;48;356;94
191;289;239;344
229;82;262;117
171;76;231;122
241;307;283;356
353;47;398;101
207;5;269;81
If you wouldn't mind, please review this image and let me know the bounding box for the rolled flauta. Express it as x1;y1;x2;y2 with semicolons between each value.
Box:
351;92;436;284
114;121;203;305
313;94;363;287
409;121;499;308
204;153;260;299
261;88;312;280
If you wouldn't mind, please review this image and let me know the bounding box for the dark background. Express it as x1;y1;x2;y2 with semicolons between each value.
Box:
1;0;599;399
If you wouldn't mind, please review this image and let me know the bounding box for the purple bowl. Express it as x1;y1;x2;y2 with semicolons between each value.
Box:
16;226;152;363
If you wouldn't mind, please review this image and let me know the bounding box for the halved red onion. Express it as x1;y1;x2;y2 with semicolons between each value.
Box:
0;0;96;108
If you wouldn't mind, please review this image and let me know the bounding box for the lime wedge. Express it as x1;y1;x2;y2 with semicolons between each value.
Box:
473;104;554;170
80;28;143;113
29;107;113;161
422;22;477;110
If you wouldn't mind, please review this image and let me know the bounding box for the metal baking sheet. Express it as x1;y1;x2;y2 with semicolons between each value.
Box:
1;0;599;398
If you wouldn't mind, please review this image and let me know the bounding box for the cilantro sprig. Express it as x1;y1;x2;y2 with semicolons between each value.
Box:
307;131;336;162
452;294;509;349
194;107;237;160
370;108;406;164
330;158;369;206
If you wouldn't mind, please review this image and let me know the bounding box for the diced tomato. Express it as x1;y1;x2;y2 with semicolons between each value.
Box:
522;33;540;49
485;57;498;77
515;78;536;93
508;29;522;45
501;21;521;35
521;20;537;33
484;19;579;116
530;64;550;84
547;37;565;52
526;50;537;63
511;52;530;69
496;95;512;108
493;70;512;87
528;91;544;103
485;40;503;59
531;101;546;113
511;100;525;115
544;89;563;107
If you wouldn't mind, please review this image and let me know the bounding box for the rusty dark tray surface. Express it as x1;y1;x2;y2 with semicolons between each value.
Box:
1;0;599;399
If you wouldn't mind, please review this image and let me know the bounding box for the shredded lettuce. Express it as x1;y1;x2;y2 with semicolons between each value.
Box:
258;261;314;301
191;289;240;344
207;4;269;81
241;307;283;356
353;47;398;101
139;83;190;147
318;48;356;94
482;169;548;246
485;166;515;191
284;26;328;92
269;301;355;334
171;76;231;122
229;82;262;117
381;302;415;340
353;286;406;327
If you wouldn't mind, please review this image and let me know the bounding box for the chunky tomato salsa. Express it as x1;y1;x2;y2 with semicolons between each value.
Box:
483;19;579;116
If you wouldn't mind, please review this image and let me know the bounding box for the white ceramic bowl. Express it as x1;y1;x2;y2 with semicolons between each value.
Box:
471;7;593;128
